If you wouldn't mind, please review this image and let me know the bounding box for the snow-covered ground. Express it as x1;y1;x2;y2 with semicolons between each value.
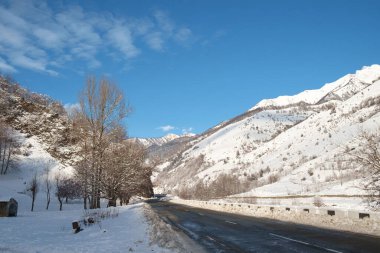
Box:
0;132;193;253
0;203;175;253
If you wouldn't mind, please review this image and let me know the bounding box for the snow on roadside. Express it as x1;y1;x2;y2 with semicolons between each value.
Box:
0;131;200;253
0;203;186;253
144;204;205;253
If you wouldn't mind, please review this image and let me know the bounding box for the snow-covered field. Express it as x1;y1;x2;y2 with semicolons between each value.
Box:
0;203;174;253
0;132;190;253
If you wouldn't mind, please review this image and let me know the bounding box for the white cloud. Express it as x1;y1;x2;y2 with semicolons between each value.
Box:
158;125;175;132
107;23;140;59
182;127;194;135
0;22;26;48
0;57;16;73
151;10;194;47
175;28;192;42
201;29;227;47
145;31;165;51
153;10;174;33
0;2;195;74
33;27;65;49
129;18;154;36
64;103;80;115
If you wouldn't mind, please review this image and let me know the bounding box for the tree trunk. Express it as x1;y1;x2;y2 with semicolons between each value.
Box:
31;193;35;212
107;197;116;207
83;196;87;210
3;145;12;174
1;142;6;175
58;198;63;211
46;194;50;210
0;142;3;175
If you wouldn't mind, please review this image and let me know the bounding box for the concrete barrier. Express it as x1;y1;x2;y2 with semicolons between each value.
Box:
170;199;380;236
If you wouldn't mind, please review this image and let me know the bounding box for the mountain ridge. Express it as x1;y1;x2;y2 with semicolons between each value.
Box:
250;64;380;110
132;133;195;148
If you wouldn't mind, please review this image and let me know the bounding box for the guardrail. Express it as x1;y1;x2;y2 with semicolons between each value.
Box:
170;199;380;236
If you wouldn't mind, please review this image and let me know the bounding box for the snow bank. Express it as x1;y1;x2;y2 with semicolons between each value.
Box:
0;203;179;253
144;204;205;253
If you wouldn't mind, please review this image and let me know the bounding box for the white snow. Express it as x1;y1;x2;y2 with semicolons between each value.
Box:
250;64;380;110
0;131;188;253
0;204;174;253
133;133;181;147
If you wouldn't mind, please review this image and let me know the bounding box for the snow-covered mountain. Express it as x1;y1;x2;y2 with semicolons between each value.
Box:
154;65;380;207
251;65;380;110
132;133;197;149
132;134;183;148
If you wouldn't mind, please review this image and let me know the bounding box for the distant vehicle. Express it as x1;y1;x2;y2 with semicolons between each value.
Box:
153;194;167;199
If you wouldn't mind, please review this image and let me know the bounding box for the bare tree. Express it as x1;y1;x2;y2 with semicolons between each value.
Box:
54;174;82;211
74;157;91;209
101;141;153;206
43;161;54;210
346;130;380;208
0;120;19;175
73;77;129;209
55;173;64;211
72;77;153;209
177;173;253;201
27;173;39;212
61;178;82;203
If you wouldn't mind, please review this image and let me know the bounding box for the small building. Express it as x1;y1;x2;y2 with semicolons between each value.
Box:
0;198;18;217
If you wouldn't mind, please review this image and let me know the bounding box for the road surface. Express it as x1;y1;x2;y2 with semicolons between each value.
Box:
147;199;380;253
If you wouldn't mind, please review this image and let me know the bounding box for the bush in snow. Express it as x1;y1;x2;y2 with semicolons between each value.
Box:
177;174;253;200
82;208;119;226
313;196;324;207
344;130;380;210
267;173;280;184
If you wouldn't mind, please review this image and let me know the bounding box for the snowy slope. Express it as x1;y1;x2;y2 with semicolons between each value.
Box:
0;78;78;165
0;131;73;212
155;65;380;209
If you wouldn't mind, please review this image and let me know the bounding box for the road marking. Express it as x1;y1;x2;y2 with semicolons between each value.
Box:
225;220;238;225
270;233;343;253
206;235;215;241
176;224;199;240
198;212;204;216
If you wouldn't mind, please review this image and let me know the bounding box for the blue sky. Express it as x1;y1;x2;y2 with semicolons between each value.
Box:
0;0;379;137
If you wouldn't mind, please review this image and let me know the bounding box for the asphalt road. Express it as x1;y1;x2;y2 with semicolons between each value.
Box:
147;200;380;253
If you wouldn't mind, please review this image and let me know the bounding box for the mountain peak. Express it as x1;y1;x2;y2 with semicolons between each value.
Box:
163;133;180;140
249;64;380;111
355;64;380;84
